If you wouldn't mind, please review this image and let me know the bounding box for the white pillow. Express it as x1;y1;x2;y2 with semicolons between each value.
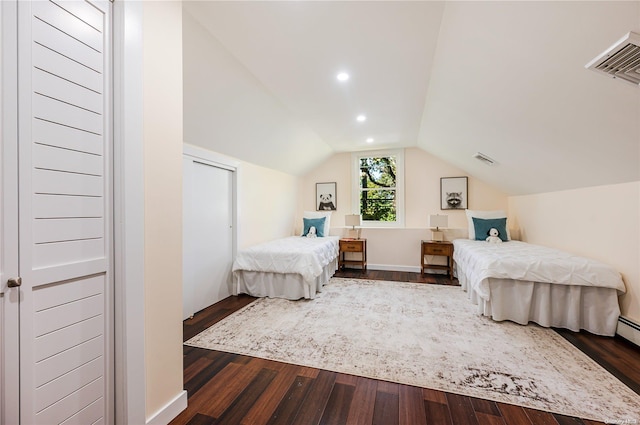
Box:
303;211;332;236
465;209;510;240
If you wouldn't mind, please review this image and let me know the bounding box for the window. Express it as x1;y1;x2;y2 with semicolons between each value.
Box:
352;149;404;227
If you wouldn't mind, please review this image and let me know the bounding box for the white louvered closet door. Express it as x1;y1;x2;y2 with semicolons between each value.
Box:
17;1;113;424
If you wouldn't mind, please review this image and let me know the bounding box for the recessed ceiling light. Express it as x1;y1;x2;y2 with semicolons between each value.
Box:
356;114;367;122
366;138;374;143
336;72;349;81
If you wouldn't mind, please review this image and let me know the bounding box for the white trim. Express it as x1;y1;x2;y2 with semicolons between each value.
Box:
351;149;405;228
367;264;421;273
1;1;20;423
617;317;640;347
113;1;146;424
102;2;115;423
145;391;188;425
183;143;240;171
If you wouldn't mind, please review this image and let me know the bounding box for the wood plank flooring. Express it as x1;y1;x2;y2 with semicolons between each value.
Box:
171;270;640;425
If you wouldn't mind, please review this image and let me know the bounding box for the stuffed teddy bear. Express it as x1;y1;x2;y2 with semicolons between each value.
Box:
486;228;502;244
306;226;318;238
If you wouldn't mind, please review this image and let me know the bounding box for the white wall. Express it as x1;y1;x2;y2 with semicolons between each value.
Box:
419;1;640;196
509;182;640;323
181;8;332;177
236;161;300;248
301;147;509;270
181;9;301;249
142;1;184;421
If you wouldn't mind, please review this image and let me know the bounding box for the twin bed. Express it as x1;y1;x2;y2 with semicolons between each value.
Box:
453;239;625;336
450;209;626;336
233;211;339;300
232;236;339;300
232;210;625;336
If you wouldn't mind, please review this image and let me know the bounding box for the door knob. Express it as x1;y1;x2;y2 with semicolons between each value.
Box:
7;277;22;287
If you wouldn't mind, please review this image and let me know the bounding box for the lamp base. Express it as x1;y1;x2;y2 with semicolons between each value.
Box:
431;230;444;241
348;228;361;239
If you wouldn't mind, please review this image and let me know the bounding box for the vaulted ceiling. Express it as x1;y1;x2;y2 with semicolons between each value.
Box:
183;1;640;196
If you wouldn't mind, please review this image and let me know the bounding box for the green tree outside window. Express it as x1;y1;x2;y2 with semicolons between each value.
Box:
359;156;397;222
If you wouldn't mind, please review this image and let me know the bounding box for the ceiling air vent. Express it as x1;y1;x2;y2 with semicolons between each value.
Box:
585;32;640;86
472;152;496;166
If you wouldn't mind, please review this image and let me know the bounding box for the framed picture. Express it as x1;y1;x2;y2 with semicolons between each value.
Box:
440;176;468;210
316;182;337;211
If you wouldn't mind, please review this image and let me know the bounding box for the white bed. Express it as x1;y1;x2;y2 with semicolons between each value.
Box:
232;236;339;300
453;239;626;336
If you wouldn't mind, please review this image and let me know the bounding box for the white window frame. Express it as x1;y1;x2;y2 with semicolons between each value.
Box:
351;149;405;228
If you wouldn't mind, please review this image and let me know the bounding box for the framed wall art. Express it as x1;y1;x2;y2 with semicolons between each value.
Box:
440;176;468;210
316;182;337;211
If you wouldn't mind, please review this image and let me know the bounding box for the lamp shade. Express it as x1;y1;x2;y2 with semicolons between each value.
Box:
429;214;448;229
345;214;362;227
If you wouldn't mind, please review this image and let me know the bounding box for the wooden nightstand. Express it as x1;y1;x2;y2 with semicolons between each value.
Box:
339;239;367;271
421;240;454;278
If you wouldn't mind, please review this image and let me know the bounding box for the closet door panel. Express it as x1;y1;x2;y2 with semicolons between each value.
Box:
33;168;103;196
33;93;103;134
32;43;103;95
51;0;104;31
33;194;103;219
183;158;234;319
33;68;103;113
32;1;103;52
58;398;104;425
35;336;104;388
35;357;103;412
33;142;103;178
34;315;103;361
17;1;112;423
33;239;105;269
34;292;104;337
32;118;103;155
33;274;103;311
35;378;104;425
31;9;102;72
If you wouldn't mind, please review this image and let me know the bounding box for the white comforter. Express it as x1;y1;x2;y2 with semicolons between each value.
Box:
453;239;626;300
233;236;339;283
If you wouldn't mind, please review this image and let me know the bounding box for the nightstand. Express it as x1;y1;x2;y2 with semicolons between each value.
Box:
339;239;367;271
421;240;454;278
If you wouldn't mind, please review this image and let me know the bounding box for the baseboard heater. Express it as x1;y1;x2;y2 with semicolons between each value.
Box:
617;316;640;347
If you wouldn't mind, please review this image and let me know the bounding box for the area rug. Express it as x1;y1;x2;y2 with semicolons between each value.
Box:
186;278;640;422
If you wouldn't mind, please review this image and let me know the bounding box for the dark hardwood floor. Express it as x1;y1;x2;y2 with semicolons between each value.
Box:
171;270;640;425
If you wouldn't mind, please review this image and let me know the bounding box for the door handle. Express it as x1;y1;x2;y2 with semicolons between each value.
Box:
7;277;22;288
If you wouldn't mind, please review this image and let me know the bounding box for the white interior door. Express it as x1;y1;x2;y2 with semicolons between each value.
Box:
183;158;234;320
14;1;113;424
1;1;20;423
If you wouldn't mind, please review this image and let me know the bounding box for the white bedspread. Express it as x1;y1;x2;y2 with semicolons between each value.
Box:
453;239;625;300
233;236;339;283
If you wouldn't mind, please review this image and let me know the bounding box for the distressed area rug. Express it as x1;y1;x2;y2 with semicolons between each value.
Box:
186;278;640;422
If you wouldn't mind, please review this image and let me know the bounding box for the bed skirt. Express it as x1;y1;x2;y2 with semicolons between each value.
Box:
458;268;621;336
233;258;338;300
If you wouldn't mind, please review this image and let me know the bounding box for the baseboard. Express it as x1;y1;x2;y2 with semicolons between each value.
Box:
367;264;422;273
616;316;640;347
367;264;451;275
146;390;188;425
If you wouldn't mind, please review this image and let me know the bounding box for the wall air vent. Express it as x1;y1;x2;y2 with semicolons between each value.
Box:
585;32;640;86
472;152;496;166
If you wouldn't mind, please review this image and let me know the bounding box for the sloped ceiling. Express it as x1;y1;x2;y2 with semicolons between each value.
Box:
183;1;640;196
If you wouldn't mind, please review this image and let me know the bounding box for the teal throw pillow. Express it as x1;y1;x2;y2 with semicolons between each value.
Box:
302;217;326;237
472;217;509;242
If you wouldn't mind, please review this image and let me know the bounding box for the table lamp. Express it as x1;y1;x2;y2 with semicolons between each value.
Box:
429;214;448;241
345;214;362;239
